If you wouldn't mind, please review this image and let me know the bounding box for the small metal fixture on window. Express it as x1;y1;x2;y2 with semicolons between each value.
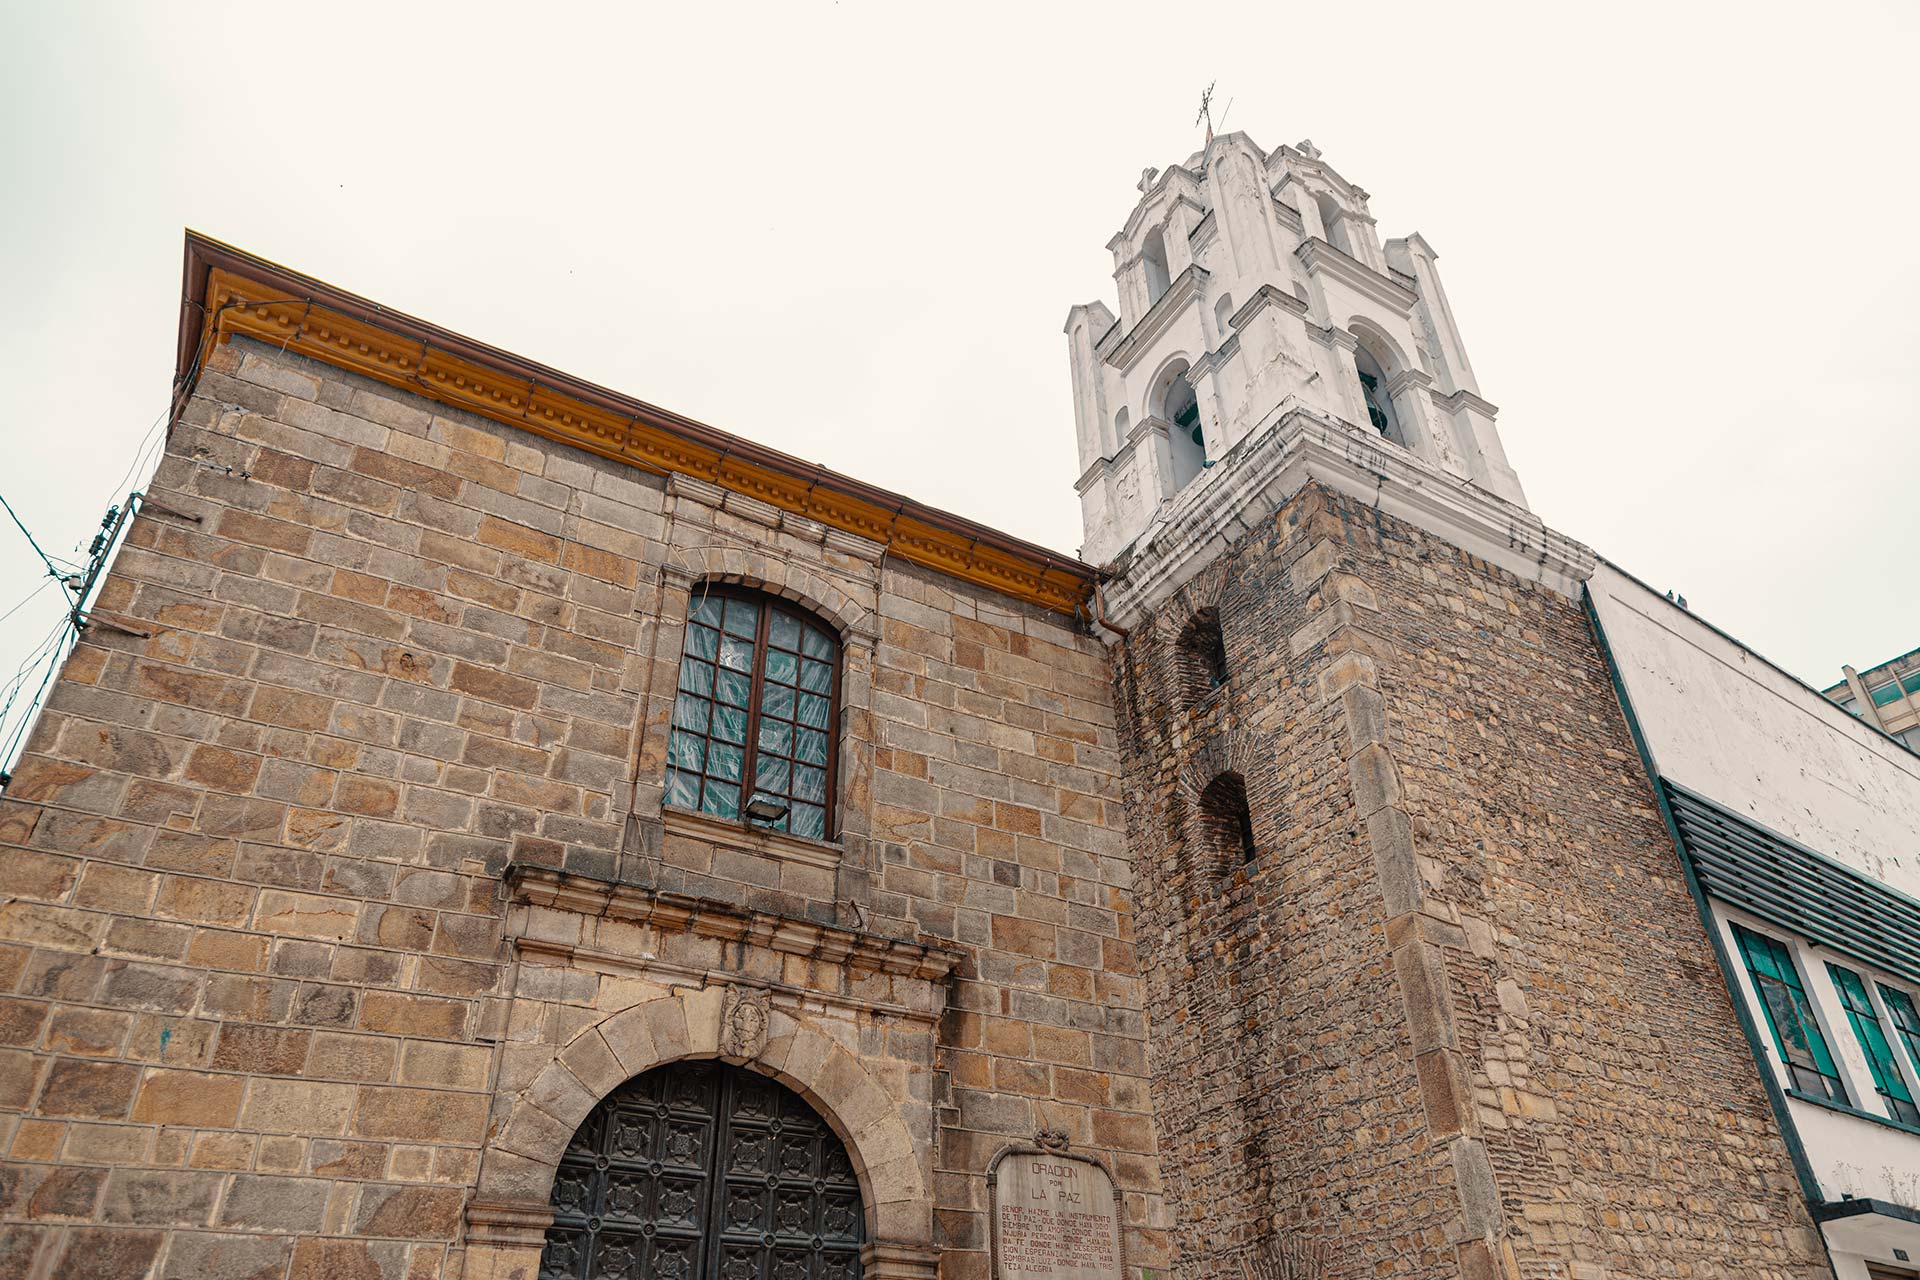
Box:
744;796;789;825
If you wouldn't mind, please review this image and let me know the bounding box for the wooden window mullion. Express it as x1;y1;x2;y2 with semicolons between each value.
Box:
741;602;770;814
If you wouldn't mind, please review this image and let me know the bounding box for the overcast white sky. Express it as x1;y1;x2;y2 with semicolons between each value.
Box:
1;1;1914;743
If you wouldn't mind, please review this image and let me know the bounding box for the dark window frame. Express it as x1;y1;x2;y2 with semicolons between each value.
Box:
1829;962;1920;1125
664;584;842;841
1731;922;1849;1106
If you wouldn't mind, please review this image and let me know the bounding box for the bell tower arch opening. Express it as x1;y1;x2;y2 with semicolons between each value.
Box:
1154;360;1206;491
541;1060;867;1280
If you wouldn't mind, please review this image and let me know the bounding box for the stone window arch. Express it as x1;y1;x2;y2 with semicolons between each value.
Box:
1198;771;1257;872
1175;608;1228;707
1143;228;1172;304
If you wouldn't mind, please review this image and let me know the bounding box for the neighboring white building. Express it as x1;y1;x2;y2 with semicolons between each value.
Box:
1064;132;1526;567
1590;563;1920;1280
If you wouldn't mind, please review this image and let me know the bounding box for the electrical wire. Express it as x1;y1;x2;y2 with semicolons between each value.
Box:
0;490;80;579
0;578;58;629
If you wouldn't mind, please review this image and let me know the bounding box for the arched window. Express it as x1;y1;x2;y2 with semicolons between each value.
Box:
666;586;839;839
1213;293;1236;341
1157;364;1206;490
1176;609;1228;705
1143;229;1172;305
1315;193;1351;255
1111;406;1130;454
1198;772;1257;869
1352;341;1405;447
542;1060;866;1279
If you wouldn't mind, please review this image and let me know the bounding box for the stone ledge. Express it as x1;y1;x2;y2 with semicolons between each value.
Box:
504;863;966;982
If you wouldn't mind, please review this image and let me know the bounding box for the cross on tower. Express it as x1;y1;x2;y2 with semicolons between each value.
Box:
1195;81;1217;143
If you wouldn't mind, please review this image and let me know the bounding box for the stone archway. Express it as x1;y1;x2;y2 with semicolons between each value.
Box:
462;987;934;1280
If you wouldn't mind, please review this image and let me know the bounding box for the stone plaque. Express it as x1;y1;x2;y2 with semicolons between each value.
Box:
991;1151;1123;1280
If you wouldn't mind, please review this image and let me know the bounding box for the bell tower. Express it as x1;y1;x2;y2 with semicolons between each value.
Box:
1065;133;1526;567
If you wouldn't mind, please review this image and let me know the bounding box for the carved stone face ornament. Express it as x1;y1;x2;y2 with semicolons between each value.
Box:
720;985;771;1062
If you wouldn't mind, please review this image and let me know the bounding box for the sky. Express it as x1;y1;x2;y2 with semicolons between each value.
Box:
0;0;1914;755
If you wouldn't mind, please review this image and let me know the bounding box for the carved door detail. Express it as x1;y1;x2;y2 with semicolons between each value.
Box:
541;1060;865;1280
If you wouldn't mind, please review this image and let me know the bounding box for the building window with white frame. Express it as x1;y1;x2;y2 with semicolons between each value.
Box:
1731;923;1850;1105
1828;963;1920;1125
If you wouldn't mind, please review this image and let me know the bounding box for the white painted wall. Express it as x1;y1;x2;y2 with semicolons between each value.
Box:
1064;133;1528;565
1590;561;1920;898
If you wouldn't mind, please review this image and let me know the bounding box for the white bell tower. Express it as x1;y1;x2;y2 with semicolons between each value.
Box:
1065;133;1528;566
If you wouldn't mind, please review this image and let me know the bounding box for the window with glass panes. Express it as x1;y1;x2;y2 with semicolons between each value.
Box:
1730;924;1849;1105
1879;985;1920;1098
664;588;838;840
1828;963;1920;1125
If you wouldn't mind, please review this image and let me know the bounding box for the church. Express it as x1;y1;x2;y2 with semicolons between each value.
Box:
0;125;1909;1280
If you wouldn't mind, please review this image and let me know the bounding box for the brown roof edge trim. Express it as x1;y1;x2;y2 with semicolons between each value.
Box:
173;231;1096;602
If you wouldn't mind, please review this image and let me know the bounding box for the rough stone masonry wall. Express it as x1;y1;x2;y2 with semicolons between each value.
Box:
0;335;1161;1280
1115;483;1832;1280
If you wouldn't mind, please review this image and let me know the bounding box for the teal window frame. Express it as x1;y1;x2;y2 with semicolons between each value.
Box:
1870;681;1904;707
1730;923;1849;1105
1828;964;1920;1125
1880;984;1920;1089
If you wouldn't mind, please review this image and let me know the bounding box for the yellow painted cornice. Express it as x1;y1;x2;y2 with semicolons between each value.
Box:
176;236;1095;618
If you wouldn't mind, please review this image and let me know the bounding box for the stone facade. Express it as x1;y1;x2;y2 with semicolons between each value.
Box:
0;333;1160;1279
1111;482;1831;1278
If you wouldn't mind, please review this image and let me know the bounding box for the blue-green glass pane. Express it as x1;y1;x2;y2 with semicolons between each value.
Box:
1872;682;1904;707
790;803;826;840
685;624;719;662
716;669;752;709
795;728;828;765
799;659;832;695
1904;672;1920;695
793;765;827;804
801;627;833;660
755;756;790;794
797;693;830;729
761;683;795;721
765;650;798;687
712;704;749;746
702;781;740;820
668;731;705;773
664;767;700;810
690;594;723;628
719;636;756;673
678;658;714;698
672;693;710;735
769;612;802;650
722;597;760;639
707;743;744;783
758;719;793;759
1831;965;1915;1106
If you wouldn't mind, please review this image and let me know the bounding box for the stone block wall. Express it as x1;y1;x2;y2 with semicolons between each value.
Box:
1112;484;1831;1279
0;335;1160;1279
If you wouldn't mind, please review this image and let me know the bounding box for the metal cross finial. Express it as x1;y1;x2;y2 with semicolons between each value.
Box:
1196;80;1217;142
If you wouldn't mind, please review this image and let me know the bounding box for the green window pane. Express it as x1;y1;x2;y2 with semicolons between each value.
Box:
668;731;705;773
769;611;802;651
758;720;792;758
678;659;714;698
664;768;701;810
671;694;709;735
684;623;719;662
707;743;744;784
765;650;798;687
711;705;749;747
799;659;833;695
722;597;760;639
791;803;826;840
702;781;740;820
1732;924;1848;1105
795;728;828;765
1831;964;1919;1123
1903;672;1920;695
1881;985;1920;1074
719;636;756;673
794;765;827;804
755;757;790;794
761;683;795;721
715;669;752;709
1871;682;1904;706
801;627;833;660
797;693;830;729
690;594;723;628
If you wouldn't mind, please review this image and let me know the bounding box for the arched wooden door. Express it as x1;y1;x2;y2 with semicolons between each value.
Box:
540;1060;865;1280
